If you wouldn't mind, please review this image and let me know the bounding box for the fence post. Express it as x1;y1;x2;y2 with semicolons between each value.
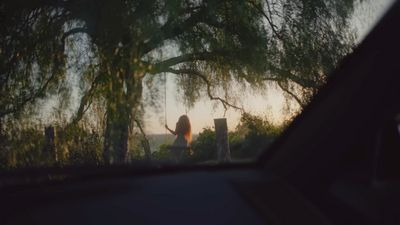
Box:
44;126;57;162
214;118;231;162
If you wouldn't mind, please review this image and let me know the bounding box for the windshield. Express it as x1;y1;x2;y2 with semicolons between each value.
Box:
0;0;395;169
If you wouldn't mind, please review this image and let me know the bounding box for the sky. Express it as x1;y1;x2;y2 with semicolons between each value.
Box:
142;0;395;134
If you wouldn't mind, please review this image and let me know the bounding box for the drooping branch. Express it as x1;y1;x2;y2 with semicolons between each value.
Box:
0;72;57;118
165;68;244;112
134;118;151;162
276;81;306;108
262;74;308;108
265;0;281;26
266;65;320;89
68;73;102;126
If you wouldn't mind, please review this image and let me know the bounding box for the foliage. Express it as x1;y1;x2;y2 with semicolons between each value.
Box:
0;0;359;165
151;144;173;161
126;131;148;162
186;114;284;163
189;128;217;163
230;113;282;159
0;121;46;169
0;121;105;169
58;125;103;166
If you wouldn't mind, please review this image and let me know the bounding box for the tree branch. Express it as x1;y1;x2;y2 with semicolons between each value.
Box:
276;81;306;108
61;27;89;43
140;7;205;55
149;51;227;74
266;65;320;89
262;73;308;108
165;68;244;112
247;0;282;40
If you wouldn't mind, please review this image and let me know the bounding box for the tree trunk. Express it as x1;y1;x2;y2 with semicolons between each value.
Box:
102;68;143;164
103;100;130;164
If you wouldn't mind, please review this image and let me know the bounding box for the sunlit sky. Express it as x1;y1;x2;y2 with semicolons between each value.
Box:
142;0;395;134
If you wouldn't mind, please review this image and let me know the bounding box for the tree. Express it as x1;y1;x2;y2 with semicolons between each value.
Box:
0;0;358;163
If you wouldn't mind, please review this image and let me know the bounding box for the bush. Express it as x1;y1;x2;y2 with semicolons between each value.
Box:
230;113;281;159
0;126;46;169
189;128;217;163
187;114;284;163
151;144;173;161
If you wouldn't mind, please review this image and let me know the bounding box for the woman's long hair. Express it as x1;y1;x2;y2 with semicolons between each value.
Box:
175;115;192;144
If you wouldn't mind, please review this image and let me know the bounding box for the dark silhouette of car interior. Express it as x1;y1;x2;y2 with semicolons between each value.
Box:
1;1;400;225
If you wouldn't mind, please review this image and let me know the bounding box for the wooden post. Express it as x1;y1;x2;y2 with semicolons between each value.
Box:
0;118;3;138
44;126;57;162
214;118;231;162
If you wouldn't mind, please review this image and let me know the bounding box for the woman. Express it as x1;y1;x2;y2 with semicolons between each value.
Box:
165;115;192;162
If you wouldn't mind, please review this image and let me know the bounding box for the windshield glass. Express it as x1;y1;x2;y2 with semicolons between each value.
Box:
0;0;395;169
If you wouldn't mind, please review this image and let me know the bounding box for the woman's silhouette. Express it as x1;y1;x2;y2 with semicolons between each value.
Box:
165;115;192;162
